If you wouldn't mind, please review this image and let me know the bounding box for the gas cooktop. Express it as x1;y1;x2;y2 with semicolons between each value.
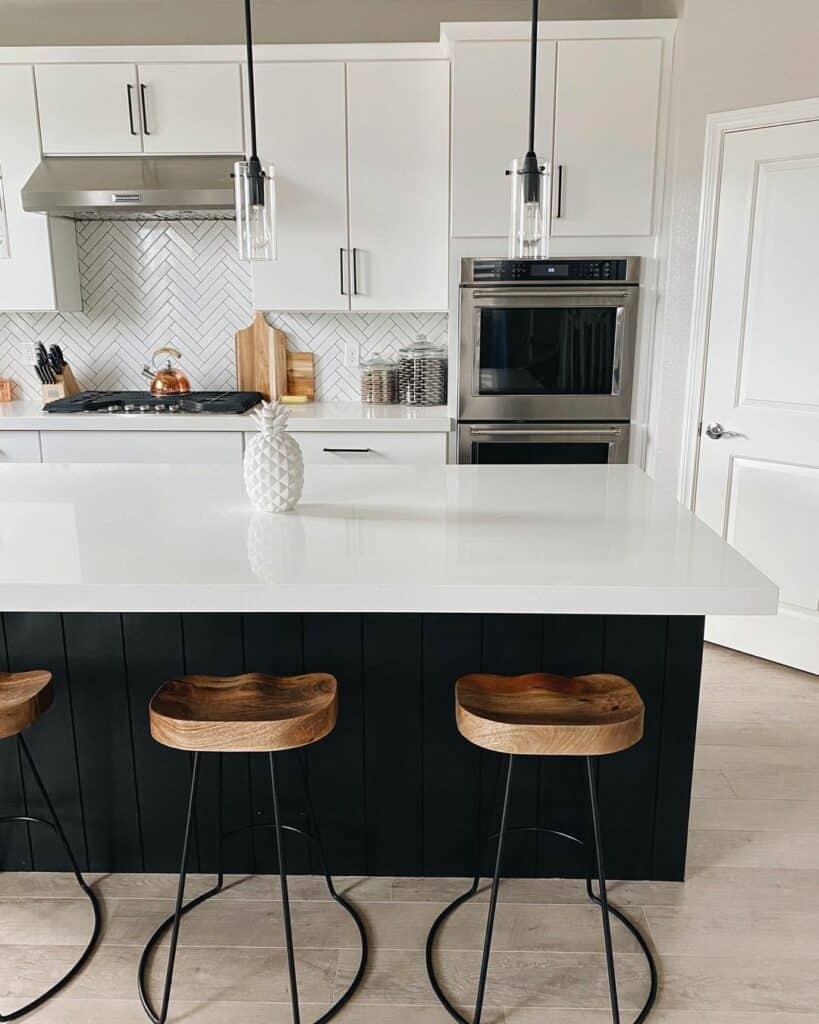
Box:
44;391;264;415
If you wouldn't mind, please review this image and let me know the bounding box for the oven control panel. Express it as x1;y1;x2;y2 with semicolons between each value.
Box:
466;259;631;283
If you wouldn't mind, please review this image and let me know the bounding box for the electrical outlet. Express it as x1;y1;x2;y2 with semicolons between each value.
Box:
342;339;361;369
25;342;38;365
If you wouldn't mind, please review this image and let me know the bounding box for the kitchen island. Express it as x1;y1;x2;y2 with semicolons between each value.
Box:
0;463;776;883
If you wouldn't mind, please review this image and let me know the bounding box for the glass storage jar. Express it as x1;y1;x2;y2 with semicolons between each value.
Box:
359;352;398;404
397;337;448;406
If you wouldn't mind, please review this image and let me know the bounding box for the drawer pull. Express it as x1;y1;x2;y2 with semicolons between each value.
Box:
322;447;373;454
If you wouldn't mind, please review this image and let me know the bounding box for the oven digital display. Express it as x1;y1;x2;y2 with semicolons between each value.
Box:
532;263;569;278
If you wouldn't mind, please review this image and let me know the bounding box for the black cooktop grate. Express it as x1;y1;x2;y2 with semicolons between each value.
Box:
44;391;264;414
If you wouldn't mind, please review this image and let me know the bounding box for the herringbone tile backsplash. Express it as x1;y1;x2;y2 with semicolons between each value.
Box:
0;220;448;401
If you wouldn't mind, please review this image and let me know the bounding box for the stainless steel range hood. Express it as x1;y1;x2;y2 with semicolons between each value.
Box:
21;155;240;220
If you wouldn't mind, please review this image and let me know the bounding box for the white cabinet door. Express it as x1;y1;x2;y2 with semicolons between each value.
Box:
451;40;556;238
138;63;244;155
285;431;447;465
347;61;449;312
695;121;819;674
251;62;349;312
40;431;243;464
35;64;142;155
0;431;41;463
552;39;662;237
0;66;81;311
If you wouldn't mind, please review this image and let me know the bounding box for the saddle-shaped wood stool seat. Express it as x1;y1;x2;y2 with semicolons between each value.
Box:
456;671;645;756
0;670;54;740
149;672;338;753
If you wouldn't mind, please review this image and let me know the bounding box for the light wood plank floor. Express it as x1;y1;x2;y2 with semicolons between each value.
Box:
1;645;817;1022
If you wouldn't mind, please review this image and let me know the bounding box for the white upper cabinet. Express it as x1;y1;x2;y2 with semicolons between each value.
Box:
346;61;449;311
35;64;143;155
451;41;556;238
36;62;243;156
251;62;349;312
552;38;662;237
0;66;80;311
137;63;244;154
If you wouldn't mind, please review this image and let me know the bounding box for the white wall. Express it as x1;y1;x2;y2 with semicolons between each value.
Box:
0;0;676;45
649;0;819;496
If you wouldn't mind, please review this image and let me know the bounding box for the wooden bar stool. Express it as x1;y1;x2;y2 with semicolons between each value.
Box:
426;672;658;1024
0;671;101;1021
137;671;367;1024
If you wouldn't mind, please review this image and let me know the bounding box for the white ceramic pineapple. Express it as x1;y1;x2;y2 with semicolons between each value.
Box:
243;401;304;512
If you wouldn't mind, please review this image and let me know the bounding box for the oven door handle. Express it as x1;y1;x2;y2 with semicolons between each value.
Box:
469;427;624;438
471;288;631;300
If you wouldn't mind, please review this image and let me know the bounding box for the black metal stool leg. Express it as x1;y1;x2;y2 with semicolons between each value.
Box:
585;755;620;1023
473;753;514;1024
0;735;103;1022
270;751;301;1024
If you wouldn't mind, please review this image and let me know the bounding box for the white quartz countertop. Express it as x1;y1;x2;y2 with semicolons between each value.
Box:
0;462;777;615
0;400;451;433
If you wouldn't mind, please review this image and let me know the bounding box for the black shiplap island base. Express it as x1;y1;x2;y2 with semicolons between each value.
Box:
0;463;777;881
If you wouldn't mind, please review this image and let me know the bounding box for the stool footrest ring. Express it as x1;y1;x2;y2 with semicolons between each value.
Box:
137;821;368;1024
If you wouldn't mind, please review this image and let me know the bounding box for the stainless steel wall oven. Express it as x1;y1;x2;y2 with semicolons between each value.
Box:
457;257;639;464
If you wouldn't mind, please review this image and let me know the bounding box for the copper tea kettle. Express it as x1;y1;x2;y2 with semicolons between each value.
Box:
141;346;191;396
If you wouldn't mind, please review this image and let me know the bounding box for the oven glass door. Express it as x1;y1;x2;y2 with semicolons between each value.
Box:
458;424;629;465
459;287;637;422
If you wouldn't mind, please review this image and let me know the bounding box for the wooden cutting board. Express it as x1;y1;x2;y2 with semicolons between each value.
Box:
286;351;315;400
235;312;288;401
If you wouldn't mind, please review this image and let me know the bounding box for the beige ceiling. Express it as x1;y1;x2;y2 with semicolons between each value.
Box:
0;0;678;46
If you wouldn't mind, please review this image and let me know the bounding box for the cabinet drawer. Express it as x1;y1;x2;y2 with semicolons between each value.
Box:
287;431;447;465
40;430;243;464
0;431;41;463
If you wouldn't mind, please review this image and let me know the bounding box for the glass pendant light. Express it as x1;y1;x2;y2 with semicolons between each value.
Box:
507;0;550;259
235;0;276;261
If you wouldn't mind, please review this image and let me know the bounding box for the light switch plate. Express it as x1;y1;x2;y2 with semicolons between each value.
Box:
342;339;361;369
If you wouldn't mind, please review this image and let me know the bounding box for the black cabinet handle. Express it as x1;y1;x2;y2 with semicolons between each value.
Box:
322;447;372;454
126;84;138;136
556;164;564;218
139;83;150;135
352;247;359;296
339;248;347;296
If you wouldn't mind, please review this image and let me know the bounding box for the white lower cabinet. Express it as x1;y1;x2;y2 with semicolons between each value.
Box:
0;431;41;462
280;431;448;466
40;431;243;464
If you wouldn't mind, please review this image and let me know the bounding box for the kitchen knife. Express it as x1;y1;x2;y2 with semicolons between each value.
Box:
48;345;65;376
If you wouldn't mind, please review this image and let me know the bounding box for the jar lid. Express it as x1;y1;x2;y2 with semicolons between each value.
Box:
360;351;397;370
398;340;447;359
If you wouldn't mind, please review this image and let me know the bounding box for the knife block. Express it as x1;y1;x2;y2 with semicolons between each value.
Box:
41;364;81;403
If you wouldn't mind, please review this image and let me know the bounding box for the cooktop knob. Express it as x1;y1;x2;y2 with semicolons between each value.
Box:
106;405;119;413
155;403;166;412
138;404;152;413
167;405;180;413
123;404;136;413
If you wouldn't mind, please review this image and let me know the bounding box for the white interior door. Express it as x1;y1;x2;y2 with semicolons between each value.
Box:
251;62;349;312
695;120;819;673
346;60;449;311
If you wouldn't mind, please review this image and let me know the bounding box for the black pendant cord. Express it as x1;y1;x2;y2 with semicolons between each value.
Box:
243;0;259;161
527;0;539;154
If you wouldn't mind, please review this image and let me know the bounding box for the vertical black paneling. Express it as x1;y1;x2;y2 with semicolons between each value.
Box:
303;615;366;874
3;614;86;870
363;615;423;875
182;614;253;873
652;616;705;880
64;614;142;871
600;615;668;880
422;614;482;875
0;614;30;869
242;614;310;874
480;615;543;877
538;615;606;877
122;614;189;872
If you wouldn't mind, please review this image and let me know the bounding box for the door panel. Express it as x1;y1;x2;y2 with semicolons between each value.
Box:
35;64;142;155
695;121;819;672
138;63;243;155
552;38;661;237
346;61;449;311
451;40;556;238
251;62;349;312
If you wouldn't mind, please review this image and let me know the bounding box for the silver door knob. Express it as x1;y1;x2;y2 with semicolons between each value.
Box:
705;422;740;440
